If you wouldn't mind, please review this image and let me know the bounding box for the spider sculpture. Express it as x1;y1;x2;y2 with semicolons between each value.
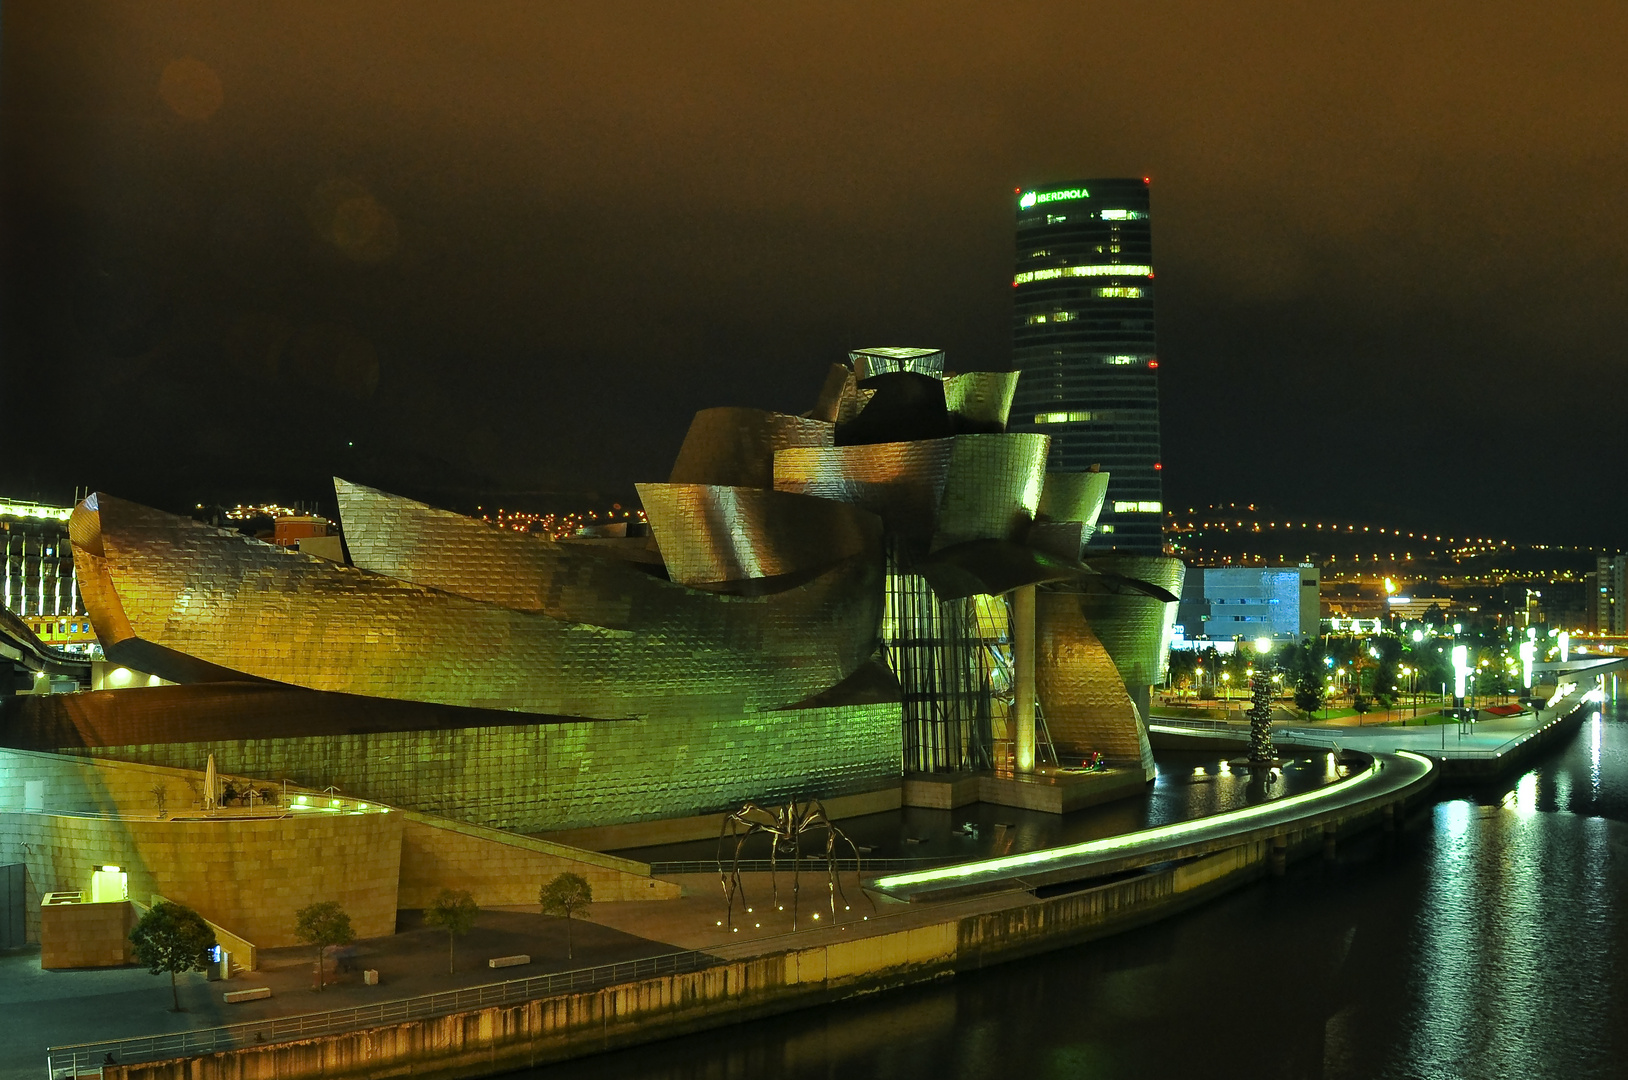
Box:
716;799;869;931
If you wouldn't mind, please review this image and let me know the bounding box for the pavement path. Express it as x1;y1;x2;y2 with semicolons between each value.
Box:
13;908;677;1079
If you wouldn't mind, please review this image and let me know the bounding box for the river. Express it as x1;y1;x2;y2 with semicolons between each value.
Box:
513;697;1628;1080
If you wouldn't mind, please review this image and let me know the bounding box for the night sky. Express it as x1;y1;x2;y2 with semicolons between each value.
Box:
3;3;1626;542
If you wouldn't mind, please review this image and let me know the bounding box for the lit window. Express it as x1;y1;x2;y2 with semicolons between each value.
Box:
1104;355;1143;365
1112;501;1164;514
1099;209;1147;221
1047;214;1067;225
1095;287;1143;299
1013;265;1154;285
1099;524;1116;534
1034;411;1095;424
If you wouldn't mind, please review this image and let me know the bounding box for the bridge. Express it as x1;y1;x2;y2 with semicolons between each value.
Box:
0;607;90;692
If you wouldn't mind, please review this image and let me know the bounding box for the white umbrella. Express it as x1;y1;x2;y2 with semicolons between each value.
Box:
204;753;218;811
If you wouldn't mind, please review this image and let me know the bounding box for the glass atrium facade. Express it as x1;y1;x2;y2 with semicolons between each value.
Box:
1011;178;1164;554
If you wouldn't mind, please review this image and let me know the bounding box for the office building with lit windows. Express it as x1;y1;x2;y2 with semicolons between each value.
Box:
1011;178;1164;554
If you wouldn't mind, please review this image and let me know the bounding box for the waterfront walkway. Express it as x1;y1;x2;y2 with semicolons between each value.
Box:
1155;679;1599;760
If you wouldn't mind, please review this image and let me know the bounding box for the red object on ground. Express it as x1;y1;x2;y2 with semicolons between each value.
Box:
1482;704;1525;717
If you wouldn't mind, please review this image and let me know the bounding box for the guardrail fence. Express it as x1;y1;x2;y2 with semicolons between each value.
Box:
46;949;709;1077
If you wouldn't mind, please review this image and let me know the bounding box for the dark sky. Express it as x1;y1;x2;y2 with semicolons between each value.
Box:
3;3;1626;541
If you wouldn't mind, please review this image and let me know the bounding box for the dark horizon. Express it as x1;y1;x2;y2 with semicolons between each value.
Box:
4;3;1626;546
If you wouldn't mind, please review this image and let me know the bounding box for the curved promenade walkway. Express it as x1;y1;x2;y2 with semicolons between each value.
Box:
873;750;1436;901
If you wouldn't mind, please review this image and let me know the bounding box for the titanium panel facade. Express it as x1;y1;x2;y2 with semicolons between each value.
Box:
73;494;882;721
773;433;1048;559
67;701;901;833
943;371;1019;432
668;408;833;490
1035;589;1155;775
635;483;880;589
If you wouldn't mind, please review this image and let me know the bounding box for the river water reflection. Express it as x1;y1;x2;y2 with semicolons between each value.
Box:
516;698;1628;1080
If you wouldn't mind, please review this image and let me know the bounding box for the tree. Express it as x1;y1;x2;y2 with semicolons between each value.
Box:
1292;645;1323;716
423;889;478;974
294;901;354;991
539;873;593;962
129;901;217;1011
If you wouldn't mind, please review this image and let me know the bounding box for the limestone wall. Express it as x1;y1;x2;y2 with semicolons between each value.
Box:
398;814;679;908
0;809;402;948
63;702;902;833
0;746;211;817
40;899;136;969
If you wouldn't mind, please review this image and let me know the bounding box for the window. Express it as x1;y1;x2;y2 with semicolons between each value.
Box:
1095;287;1143;299
1100;209;1147;221
1047;214;1067;225
1112;501;1164;514
1034;411;1096;424
1013;265;1153;285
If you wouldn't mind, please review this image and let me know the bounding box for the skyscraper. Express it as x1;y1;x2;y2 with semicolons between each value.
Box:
1010;178;1163;554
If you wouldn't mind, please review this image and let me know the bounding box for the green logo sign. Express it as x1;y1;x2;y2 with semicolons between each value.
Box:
1019;187;1090;208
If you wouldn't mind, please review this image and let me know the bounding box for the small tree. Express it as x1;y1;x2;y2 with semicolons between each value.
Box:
539;873;593;962
129;901;217;1011
423;888;478;974
294;901;354;991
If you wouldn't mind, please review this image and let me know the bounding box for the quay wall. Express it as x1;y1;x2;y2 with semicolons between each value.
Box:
108;840;1317;1080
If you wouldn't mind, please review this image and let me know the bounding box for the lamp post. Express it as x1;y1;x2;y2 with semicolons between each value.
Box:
1248;637;1276;764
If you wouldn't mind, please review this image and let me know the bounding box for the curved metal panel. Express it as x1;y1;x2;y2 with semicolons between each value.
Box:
668;407;833;489
916;539;1085;601
943;370;1019;432
931;433;1049;552
635;483;881;588
71;494;883;722
1037;470;1111;529
338;478;662;625
774;439;954;548
775;433;1048;560
1071;555;1186;694
1035;590;1151;771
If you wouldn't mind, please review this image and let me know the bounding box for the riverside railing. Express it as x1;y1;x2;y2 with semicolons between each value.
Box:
45;949;710;1078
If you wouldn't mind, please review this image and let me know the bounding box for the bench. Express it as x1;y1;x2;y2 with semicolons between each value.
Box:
487;954;531;969
223;987;272;1003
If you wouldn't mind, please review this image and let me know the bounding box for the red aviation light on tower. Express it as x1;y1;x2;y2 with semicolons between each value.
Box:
1154;462;1163;471
1148;360;1159;369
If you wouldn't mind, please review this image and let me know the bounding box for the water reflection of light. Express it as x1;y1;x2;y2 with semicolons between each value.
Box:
1503;772;1540;816
1443;799;1471;839
1591;712;1602;800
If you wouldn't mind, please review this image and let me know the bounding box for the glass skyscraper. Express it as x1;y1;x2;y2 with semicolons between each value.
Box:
1011;178;1163;554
